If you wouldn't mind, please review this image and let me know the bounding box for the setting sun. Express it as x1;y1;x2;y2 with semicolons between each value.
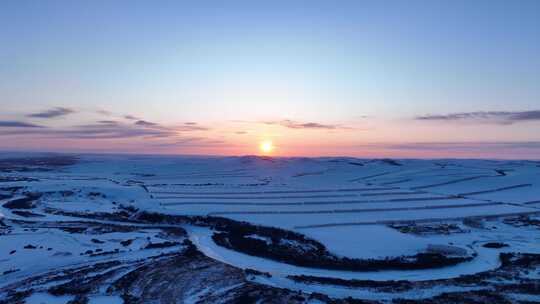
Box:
259;140;274;154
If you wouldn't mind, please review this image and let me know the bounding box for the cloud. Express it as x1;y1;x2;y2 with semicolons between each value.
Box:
383;142;540;151
174;124;209;131
0;122;176;139
416;110;540;125
124;115;139;120
0;121;44;128
264;119;349;130
11;128;167;139
341;141;540;159
135;120;160;127
134;120;208;132
28;107;75;119
97;120;120;125
151;137;225;147
1;105;210;143
350;142;540;156
0;116;209;140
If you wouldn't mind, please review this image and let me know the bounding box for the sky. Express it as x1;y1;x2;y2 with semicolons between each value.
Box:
1;0;539;158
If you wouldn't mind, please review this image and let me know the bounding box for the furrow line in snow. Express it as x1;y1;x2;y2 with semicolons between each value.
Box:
379;179;412;186
409;175;495;190
294;210;540;229
154;194;358;200
150;187;400;195
360;191;427;197
458;184;532;196
207;202;502;215
159;196;457;206
348;171;398;182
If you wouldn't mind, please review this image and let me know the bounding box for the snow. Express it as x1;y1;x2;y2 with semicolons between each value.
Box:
1;154;540;300
24;293;73;304
88;295;123;304
301;225;430;259
0;225;184;288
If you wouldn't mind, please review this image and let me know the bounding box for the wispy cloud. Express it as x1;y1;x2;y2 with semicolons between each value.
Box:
151;137;225;147
340;141;540;159
416;110;540;125
133;120;208;132
97;120;120;125
264;119;349;130
382;141;540;151
174;124;209;131
0;124;174;139
0;119;208;140
135;120;160;128
0;107;212;149
28;107;75;119
0;121;44;128
124;115;139;120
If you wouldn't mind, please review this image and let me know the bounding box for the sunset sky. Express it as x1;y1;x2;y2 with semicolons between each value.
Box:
1;1;540;158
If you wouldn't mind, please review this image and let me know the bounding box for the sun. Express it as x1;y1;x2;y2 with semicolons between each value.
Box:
259;140;274;154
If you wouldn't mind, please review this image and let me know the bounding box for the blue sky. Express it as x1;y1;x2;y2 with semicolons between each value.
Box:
1;1;539;158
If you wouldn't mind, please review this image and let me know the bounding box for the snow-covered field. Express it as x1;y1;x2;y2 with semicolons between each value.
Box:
0;154;539;303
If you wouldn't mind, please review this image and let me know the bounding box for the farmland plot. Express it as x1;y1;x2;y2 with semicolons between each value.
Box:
1;154;539;303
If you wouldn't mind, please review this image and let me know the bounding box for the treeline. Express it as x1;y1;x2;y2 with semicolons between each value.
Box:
212;230;472;271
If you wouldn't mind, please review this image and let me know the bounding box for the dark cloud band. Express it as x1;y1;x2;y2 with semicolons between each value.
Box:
27;107;75;119
416;110;540;125
0;121;44;128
